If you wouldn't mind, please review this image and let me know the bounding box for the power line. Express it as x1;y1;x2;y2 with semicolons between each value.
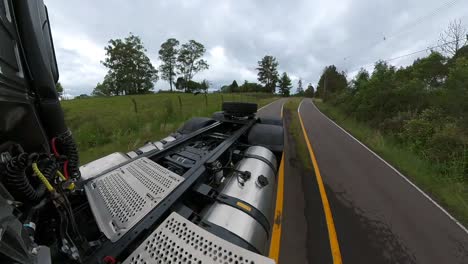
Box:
384;0;459;41
344;0;460;62
348;39;459;73
386;40;457;62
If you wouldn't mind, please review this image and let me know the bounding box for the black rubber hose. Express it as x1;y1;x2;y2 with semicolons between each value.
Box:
41;161;58;179
57;130;80;179
3;153;44;202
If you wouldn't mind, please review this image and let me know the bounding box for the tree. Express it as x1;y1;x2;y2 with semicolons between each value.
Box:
186;80;202;92
75;94;89;99
220;84;232;93
158;38;179;92
305;83;314;97
442;57;468;126
230;80;239;92
438;19;468;57
175;77;186;91
410;52;448;89
200;79;210;93
92;82;108;96
92;74;119;96
101;33;158;95
257;55;279;93
239;81;263;93
296;78;304;95
316;65;347;100
177;40;209;91
56;82;64;98
278;72;292;97
350;68;370;91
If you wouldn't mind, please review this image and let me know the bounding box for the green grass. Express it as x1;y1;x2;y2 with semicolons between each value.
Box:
62;93;278;163
314;99;468;226
284;98;313;170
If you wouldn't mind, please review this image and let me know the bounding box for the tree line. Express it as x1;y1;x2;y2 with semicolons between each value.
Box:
92;34;210;96
220;55;315;97
316;20;468;179
89;33;316;97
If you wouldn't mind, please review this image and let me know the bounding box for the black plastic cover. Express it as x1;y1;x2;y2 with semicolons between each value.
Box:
0;0;49;152
14;0;67;137
248;123;284;153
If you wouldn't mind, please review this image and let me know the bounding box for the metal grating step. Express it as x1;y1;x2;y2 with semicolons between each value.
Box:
85;157;184;242
123;212;275;264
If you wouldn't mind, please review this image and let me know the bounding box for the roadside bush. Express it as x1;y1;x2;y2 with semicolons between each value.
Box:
379;111;415;136
401;116;435;154
427;124;466;162
400;108;467;165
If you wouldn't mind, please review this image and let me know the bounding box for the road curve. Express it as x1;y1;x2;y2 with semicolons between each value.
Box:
298;98;468;264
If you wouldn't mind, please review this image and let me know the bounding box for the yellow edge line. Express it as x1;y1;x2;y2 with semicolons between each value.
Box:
298;103;343;264
269;153;285;262
269;102;285;262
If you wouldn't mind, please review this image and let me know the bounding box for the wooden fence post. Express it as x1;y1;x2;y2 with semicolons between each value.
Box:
178;95;182;112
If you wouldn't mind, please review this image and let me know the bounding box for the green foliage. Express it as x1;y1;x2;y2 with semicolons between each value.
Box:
257;55;279;93
278;72;292;97
441;57;468;127
200;80;209;93
230;80;239;92
304;83;314;97
240;81;263;93
410;52;447;88
175;77;186;91
220;80;264;93
159;38;179;92
185;80;202;93
96;33;158;96
75;94;89;99
56;82;64;97
284;98;313;170
92;78;113;96
220;85;231;93
316;65;347;100
296;78;304;96
177;40;209;91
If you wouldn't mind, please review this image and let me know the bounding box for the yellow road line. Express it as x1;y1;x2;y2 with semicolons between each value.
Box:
269;102;285;262
269;153;285;262
298;104;343;264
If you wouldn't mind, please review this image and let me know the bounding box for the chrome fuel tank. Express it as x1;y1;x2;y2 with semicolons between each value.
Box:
202;146;277;254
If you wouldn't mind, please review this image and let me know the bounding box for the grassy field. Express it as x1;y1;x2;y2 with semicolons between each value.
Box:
313;99;468;226
62;93;278;164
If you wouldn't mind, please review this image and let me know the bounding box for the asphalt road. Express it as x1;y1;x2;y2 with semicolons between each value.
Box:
257;98;287;118
256;98;468;264
298;98;468;264
257;98;333;264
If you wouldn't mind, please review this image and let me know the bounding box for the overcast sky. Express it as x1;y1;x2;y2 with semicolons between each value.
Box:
44;0;468;97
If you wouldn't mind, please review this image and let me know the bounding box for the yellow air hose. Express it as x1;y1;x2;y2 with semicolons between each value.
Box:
56;170;75;190
32;163;55;192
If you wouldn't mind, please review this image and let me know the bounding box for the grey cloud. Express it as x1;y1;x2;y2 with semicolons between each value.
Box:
45;0;467;96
